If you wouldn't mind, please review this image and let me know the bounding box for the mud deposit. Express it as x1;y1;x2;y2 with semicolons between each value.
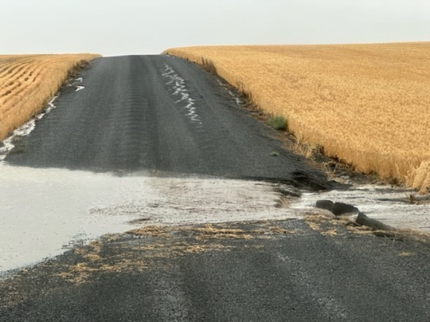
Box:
0;165;297;275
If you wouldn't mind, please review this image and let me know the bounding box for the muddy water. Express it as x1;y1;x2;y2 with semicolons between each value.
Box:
1;164;428;276
291;184;430;232
0;165;294;274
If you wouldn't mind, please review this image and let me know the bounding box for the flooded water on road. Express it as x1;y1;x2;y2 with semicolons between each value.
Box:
1;164;429;277
291;184;430;231
0;165;294;274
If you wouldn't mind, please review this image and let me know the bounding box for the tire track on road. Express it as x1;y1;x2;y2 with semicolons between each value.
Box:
5;55;332;190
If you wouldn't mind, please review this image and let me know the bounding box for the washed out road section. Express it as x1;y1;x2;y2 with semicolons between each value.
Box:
4;55;329;190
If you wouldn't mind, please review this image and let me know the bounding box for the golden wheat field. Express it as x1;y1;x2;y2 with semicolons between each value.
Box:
164;43;430;192
0;54;100;141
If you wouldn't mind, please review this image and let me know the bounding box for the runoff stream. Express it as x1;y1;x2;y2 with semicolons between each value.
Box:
1;163;429;277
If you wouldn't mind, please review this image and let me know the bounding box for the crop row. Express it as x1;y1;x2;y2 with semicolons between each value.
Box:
0;54;100;141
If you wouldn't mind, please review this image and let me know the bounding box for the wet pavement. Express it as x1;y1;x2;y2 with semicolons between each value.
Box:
0;55;429;320
1;163;429;277
1;219;430;321
0;165;300;275
291;184;430;232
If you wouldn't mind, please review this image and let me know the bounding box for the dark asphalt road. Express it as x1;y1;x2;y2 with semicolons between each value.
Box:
1;219;430;321
5;55;329;190
2;56;430;321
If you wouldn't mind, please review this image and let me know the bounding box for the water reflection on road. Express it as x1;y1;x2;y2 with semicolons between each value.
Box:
1;164;429;276
0;165;293;274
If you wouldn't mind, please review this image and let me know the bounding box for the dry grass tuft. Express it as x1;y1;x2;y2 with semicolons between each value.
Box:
127;225;171;238
269;226;295;235
0;54;100;141
188;224;255;240
306;221;322;231
164;43;430;192
60;221;299;284
127;223;282;241
321;229;338;237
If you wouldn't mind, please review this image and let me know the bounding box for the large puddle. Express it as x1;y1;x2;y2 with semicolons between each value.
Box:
0;165;294;275
1;164;428;277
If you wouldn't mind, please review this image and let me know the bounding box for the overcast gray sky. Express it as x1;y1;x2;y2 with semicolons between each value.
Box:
1;0;429;56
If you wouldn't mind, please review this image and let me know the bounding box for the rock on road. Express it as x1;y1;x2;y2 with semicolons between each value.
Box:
1;56;430;321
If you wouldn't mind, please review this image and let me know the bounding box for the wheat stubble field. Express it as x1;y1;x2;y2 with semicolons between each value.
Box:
164;43;430;192
0;54;100;141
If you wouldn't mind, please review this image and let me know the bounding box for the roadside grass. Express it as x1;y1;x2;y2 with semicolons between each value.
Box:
0;54;100;141
267;115;287;131
163;43;430;193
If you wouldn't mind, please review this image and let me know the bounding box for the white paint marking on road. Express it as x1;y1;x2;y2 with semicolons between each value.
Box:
0;74;87;161
69;77;85;92
0;96;58;162
217;79;243;106
162;64;202;125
